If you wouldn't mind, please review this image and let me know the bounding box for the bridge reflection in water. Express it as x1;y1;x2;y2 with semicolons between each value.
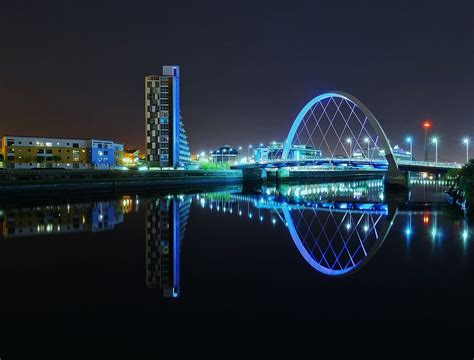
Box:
0;179;470;297
198;179;468;277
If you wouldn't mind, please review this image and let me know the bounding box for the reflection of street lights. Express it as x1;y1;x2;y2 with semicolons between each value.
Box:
346;138;352;158
432;137;438;163
406;137;413;161
463;138;470;163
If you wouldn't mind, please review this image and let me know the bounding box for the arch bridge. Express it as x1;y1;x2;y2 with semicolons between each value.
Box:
234;91;461;185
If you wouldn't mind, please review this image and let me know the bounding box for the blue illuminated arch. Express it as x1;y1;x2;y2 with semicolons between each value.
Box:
282;205;395;276
281;91;399;174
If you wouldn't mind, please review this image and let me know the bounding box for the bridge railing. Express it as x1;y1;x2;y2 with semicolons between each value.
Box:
397;160;462;169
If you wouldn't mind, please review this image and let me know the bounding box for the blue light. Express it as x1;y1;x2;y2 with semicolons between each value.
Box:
260;216;263;222
462;230;468;241
272;218;276;225
405;227;412;236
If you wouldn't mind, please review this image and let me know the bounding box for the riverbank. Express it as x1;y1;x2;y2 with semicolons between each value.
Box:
0;169;242;196
444;159;474;217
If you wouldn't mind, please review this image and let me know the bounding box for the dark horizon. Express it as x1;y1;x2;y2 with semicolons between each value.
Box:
1;1;473;162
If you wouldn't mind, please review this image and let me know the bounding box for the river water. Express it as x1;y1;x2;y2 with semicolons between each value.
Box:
0;178;472;357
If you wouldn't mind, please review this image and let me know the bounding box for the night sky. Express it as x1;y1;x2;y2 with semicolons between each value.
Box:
1;1;473;162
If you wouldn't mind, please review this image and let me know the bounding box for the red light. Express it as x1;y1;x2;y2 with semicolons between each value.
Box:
423;214;430;225
423;121;431;129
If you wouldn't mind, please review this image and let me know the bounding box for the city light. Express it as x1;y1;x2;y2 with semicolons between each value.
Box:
432;137;438;163
423;120;432;161
463;138;469;163
405;137;413;161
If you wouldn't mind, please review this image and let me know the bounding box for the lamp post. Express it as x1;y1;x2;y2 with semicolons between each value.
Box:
406;137;413;161
432;137;438;163
222;148;227;164
364;137;369;159
248;145;252;162
346;138;352;158
463;138;470;163
238;146;242;164
423;120;431;162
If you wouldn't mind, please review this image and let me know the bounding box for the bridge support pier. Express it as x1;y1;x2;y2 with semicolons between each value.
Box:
276;168;290;182
242;168;267;182
384;170;408;190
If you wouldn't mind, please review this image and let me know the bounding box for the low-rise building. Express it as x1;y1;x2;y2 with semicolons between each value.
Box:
210;145;239;163
254;142;322;163
122;148;141;166
0;135;124;170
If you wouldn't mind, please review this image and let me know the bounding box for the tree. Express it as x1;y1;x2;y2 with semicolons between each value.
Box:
52;155;62;162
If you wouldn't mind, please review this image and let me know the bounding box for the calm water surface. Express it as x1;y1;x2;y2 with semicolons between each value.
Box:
0;178;473;357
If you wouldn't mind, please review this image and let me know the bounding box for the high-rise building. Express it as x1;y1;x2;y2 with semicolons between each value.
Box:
145;66;191;168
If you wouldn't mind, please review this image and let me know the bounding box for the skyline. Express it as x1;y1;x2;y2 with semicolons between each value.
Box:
0;1;473;162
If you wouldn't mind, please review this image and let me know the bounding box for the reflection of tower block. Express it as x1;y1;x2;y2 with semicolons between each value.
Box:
146;196;191;298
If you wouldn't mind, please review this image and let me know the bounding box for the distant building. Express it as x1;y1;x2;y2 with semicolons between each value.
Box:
210;145;239;163
122;148;141;166
0;135;123;169
353;144;413;161
145;66;191;168
392;145;413;161
254;142;322;162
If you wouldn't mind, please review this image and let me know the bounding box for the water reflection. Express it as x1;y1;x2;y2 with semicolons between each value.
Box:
0;178;471;297
145;195;191;297
200;179;470;276
0;198;138;238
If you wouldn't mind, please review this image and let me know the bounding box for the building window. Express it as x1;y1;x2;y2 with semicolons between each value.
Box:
73;143;79;148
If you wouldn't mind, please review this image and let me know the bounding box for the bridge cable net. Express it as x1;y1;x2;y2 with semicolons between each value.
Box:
281;95;387;164
284;207;385;275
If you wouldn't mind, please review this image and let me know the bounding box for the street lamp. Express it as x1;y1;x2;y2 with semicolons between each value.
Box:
346;138;352;158
423;120;432;161
238;146;242;164
222;148;227;163
463;138;469;163
405;137;413;161
432;137;438;163
364;137;370;159
248;145;253;161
